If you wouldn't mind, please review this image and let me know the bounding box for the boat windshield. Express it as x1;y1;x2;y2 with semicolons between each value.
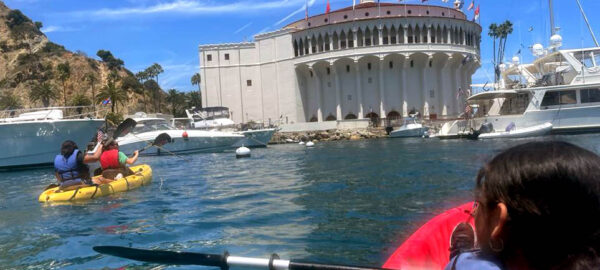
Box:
192;106;230;120
133;119;173;133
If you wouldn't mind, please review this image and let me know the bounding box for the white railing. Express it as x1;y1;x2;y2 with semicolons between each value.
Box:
0;106;110;122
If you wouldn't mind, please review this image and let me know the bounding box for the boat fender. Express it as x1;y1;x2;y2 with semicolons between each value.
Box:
182;131;189;140
236;146;251;158
268;253;280;270
306;141;315;147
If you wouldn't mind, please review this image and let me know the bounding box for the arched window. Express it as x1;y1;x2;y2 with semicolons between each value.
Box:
325;34;331;51
332;32;339;50
382;26;389;45
309;116;318;122
407;25;414;44
325;114;336;121
344;113;357;120
317;35;324;52
373;26;380;45
293;40;299;57
414;25;421;43
390;25;397;44
357;28;364;47
340;31;347;49
348;30;355;48
365;27;372;46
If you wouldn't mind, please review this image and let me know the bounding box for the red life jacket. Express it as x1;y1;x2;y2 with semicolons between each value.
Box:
100;149;121;169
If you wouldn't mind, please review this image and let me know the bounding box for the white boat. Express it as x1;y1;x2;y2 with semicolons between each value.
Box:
389;117;429;138
182;107;276;148
478;122;553;139
442;0;600;137
0;108;105;170
116;117;244;156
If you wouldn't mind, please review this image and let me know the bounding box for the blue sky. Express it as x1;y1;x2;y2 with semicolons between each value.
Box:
4;0;600;92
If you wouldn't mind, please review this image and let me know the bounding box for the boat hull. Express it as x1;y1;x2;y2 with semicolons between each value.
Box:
390;127;429;138
117;130;244;156
0;119;105;170
233;128;277;147
479;122;553;139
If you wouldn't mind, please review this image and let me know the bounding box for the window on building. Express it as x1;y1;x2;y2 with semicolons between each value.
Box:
365;12;369;16
407;10;412;14
389;61;393;69
426;10;430;15
387;10;391;15
430;90;435;98
365;38;371;46
541;90;577;107
224;53;230;60
327;82;332;87
207;54;212;61
348;40;354;48
391;36;397;44
341;40;347;49
410;60;414;68
347;95;352;101
383;37;389;44
246;80;252;86
346;65;350;72
344;15;348;19
368;77;373;83
326;67;331;75
581;88;600;103
309;70;313;77
429;60;432;67
324;18;328;23
367;63;372;70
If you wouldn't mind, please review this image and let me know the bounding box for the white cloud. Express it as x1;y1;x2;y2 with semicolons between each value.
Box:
234;22;253;34
274;0;315;26
41;25;81;33
67;0;307;19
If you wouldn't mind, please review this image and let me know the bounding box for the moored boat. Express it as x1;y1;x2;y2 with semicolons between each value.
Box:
117;117;244;155
0;107;105;170
389;117;429;138
38;164;152;202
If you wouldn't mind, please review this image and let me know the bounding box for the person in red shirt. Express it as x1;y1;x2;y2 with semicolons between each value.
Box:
99;137;138;180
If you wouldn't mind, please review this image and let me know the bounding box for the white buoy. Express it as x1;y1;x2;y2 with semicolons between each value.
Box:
306;141;315;147
236;146;251;158
299;141;305;145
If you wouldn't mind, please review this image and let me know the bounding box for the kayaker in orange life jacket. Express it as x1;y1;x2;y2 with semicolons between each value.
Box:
99;137;138;179
54;140;103;189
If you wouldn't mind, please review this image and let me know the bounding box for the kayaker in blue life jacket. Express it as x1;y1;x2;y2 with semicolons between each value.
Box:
445;141;600;270
54;140;103;189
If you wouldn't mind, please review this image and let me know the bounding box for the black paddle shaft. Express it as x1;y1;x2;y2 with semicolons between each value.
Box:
93;246;391;270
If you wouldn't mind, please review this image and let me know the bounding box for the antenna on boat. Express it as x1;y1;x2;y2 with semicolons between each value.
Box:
549;0;556;36
574;0;600;47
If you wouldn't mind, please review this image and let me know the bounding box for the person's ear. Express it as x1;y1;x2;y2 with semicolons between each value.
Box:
490;202;508;239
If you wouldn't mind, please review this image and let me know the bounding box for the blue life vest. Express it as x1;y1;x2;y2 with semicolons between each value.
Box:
54;149;81;183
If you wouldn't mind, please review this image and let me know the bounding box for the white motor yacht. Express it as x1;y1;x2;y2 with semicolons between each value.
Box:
0;108;105;170
182;107;276;148
116;117;243;156
389;117;429;138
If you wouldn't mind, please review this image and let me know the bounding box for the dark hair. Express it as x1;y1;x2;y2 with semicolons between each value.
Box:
476;141;600;269
60;140;78;158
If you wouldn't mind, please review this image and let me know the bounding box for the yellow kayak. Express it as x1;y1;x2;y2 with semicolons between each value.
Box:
38;164;152;203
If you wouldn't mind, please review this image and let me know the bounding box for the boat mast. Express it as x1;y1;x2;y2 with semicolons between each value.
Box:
549;0;556;36
574;0;600;47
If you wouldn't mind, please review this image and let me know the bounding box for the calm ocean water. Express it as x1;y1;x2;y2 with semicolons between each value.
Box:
1;135;600;269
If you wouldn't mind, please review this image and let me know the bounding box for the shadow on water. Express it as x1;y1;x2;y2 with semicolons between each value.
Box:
1;135;600;269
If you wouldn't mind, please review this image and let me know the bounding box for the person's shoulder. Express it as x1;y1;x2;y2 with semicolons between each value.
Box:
444;250;503;270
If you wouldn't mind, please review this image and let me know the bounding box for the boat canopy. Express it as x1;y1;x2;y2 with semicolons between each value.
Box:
467;90;519;102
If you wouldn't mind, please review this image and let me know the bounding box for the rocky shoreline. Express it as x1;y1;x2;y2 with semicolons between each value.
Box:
270;128;389;144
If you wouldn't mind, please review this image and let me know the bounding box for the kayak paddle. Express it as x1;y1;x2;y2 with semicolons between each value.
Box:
93;246;390;270
136;133;172;154
113;118;137;139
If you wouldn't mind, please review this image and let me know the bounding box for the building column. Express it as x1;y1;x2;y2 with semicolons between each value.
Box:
403;26;408;44
427;25;432;44
401;55;409;117
329;32;334;51
355;60;364;119
454;63;462;116
447;28;452;44
378;26;383;46
332;62;342;120
311;66;323;122
353;27;358;48
378;56;386;118
422;55;432;118
440;56;453;116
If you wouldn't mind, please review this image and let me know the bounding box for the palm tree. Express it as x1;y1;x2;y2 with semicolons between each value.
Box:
145;63;164;112
70;93;92;116
0;91;22;110
29;82;57;107
96;78;128;113
186;91;202;109
84;73;98;111
166;89;181;116
190;72;202;108
135;71;150;112
142;79;160;113
56;62;71;106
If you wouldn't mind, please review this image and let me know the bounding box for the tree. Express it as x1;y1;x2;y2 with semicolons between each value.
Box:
488;21;513;86
96;77;128;113
143;79;160;113
35;21;43;30
29;82;57;107
190;73;202;108
135;71;150;112
84;73;98;111
6;10;28;28
96;49;124;70
186;91;202;109
166;89;186;116
56;62;71;106
144;63;163;112
70;93;92;115
0;91;23;110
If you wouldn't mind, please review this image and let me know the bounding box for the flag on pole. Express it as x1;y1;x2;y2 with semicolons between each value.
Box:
353;0;356;10
474;5;480;20
467;0;474;10
454;0;464;10
102;97;111;105
305;0;308;21
422;0;428;2
326;0;331;14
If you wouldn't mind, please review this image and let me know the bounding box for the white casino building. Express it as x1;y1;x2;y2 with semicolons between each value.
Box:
199;0;481;125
